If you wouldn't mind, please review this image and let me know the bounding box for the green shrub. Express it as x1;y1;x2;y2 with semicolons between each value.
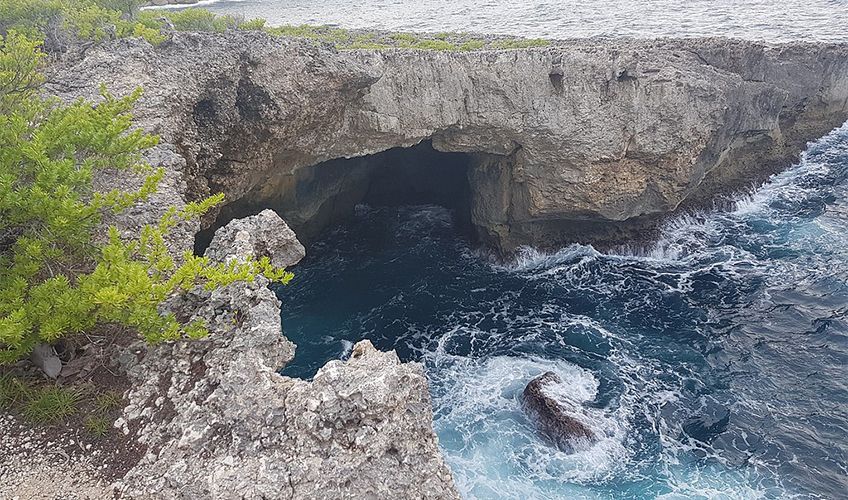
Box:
0;31;293;363
22;386;80;423
412;39;457;51
239;18;266;31
389;32;418;46
458;39;485;51
158;8;236;32
0;0;264;46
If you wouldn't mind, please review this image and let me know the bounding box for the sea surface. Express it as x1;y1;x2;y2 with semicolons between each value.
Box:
155;0;848;42
277;123;848;499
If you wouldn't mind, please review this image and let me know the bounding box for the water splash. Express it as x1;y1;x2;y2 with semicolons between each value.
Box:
278;122;848;498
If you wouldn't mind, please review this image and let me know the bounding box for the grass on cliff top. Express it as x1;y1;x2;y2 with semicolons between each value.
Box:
0;0;550;51
268;27;550;51
1;372;124;434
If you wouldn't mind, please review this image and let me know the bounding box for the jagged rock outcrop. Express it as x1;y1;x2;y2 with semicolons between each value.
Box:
47;31;848;251
205;208;306;267
116;215;458;499
42;30;848;498
522;372;596;452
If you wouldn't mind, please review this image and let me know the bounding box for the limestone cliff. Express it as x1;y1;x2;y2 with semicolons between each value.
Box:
48;31;848;252
115;212;458;499
43;31;848;498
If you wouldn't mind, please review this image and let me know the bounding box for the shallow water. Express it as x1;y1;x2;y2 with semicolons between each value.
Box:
159;0;848;42
277;123;848;499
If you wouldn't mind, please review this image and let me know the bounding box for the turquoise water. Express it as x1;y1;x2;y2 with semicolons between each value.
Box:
276;123;848;499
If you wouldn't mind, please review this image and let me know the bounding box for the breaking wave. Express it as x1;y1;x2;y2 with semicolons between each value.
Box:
278;122;848;498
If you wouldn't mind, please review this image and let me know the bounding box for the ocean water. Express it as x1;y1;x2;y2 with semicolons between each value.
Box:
276;122;848;499
155;0;848;42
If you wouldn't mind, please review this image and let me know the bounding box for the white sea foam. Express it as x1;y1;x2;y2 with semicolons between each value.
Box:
427;353;631;498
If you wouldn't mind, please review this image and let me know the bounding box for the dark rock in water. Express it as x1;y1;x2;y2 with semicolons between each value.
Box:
683;401;730;443
522;371;596;451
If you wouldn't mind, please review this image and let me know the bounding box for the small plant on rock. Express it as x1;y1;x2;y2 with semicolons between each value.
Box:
21;386;80;423
83;414;111;437
93;390;122;413
0;374;31;409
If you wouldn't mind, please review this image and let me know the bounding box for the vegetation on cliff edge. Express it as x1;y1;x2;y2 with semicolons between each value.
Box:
0;0;549;51
0;30;292;367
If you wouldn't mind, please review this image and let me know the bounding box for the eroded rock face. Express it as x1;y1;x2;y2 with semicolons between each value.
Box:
46;32;848;252
204;208;306;267
42;32;848;497
116;215;458;499
522;372;596;452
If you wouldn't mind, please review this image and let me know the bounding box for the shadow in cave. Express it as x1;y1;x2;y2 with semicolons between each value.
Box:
194;140;475;255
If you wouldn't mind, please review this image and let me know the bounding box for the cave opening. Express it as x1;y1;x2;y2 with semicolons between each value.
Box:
195;140;476;254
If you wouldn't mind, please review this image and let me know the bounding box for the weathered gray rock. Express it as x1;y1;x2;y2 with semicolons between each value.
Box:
41;30;848;497
46;32;848;252
115;215;457;499
205;208;305;268
522;371;596;452
30;344;62;379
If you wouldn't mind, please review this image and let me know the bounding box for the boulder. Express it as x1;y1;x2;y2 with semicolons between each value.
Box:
522;371;596;451
204;209;305;268
30;344;62;379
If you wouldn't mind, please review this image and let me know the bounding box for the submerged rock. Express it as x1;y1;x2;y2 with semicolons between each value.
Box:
522;371;596;451
683;401;731;443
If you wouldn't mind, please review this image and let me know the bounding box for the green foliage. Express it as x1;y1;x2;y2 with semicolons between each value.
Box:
137;8;237;33
0;0;260;46
0;0;550;52
458;39;486;51
0;374;31;409
0;0;135;42
21;385;80;423
238;18;266;31
412;39;457;51
491;38;550;49
84;414;110;437
389;32;418;45
0;31;293;363
93;390;121;413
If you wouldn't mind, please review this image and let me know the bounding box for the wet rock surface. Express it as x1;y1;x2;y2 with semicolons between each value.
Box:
522;371;596;452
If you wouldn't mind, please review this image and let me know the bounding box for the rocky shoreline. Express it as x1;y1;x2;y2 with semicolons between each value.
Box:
15;30;848;497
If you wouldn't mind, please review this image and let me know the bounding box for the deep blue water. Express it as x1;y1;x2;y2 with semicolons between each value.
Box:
276;123;848;499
